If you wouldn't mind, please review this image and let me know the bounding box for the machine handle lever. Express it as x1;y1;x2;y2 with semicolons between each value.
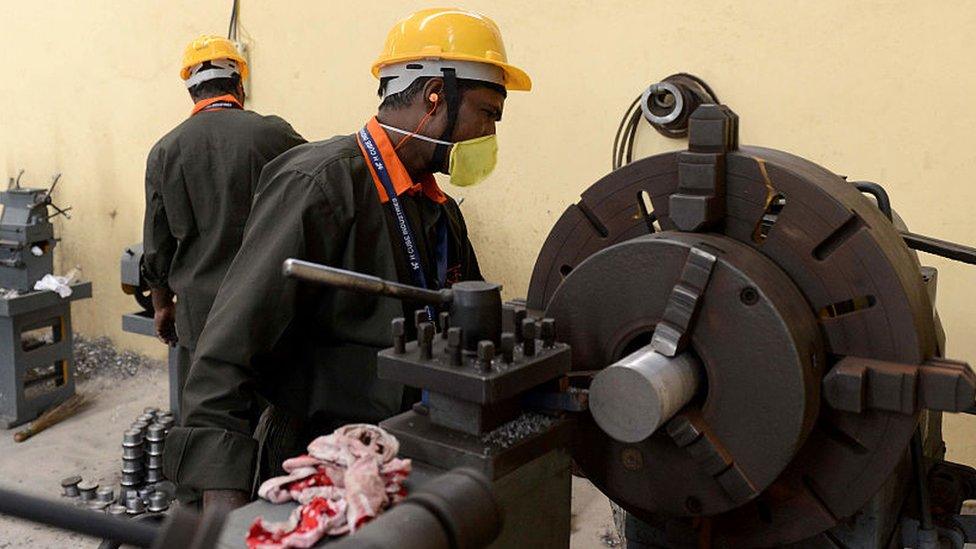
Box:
900;231;976;266
283;258;453;305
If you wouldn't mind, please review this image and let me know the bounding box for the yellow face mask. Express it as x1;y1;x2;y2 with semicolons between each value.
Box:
447;134;497;187
379;123;498;187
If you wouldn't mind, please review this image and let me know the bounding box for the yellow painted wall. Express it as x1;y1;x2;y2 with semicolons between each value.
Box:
2;1;976;461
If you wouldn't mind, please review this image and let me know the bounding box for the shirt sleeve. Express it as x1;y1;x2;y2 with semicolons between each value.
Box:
451;200;483;282
162;161;350;493
141;149;177;290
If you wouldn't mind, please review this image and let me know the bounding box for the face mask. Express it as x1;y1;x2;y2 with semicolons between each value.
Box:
379;123;498;188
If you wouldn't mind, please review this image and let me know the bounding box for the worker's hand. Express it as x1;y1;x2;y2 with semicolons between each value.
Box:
154;302;178;346
203;489;250;513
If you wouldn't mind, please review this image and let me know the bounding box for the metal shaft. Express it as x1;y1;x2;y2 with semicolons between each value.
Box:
283;259;452;304
588;345;702;443
901;231;976;265
0;486;158;547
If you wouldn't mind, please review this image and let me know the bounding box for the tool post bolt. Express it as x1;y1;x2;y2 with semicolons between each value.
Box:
419;322;435;360
522;318;537;357
478;340;495;372
414;309;428;329
514;309;527;343
501;332;515;363
391;317;406;354
439;311;450;339
448;327;464;366
541;318;556;349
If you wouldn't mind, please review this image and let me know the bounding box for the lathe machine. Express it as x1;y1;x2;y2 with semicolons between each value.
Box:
5;92;976;548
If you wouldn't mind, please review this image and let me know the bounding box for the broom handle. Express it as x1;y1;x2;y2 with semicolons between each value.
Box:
13;426;38;442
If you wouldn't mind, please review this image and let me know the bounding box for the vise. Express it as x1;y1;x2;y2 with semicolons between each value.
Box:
0;185;60;292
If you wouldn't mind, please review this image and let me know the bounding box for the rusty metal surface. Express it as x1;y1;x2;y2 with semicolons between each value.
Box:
528;126;941;543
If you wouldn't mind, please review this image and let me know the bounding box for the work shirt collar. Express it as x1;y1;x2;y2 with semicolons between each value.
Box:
191;94;243;116
359;117;447;205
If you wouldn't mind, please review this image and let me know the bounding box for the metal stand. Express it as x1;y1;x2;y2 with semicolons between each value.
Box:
120;243;188;421
121;311;187;420
0;282;91;428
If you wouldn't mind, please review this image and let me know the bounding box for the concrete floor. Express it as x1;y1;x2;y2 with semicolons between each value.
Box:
0;368;618;548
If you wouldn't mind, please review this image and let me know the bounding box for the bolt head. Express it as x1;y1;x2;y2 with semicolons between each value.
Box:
477;340;495;362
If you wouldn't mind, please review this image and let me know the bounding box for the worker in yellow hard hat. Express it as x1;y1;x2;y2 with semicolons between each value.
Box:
142;34;305;423
164;9;530;511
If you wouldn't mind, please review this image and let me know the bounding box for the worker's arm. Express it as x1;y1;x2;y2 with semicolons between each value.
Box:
162;156;353;505
141;149;179;345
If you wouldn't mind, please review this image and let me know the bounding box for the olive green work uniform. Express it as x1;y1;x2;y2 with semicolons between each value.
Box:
142;106;306;355
163;132;481;494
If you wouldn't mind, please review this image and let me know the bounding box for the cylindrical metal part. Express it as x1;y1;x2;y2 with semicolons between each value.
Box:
145;469;164;484
283;259;452;305
120;472;143;486
589;345;702;443
147;492;169;513
122;458;144;474
96;487;115;504
78;482;98;501
145;424;166;442
125;496;147;515
61;476;82;498
122;429;144;447
0;486;158;547
122;446;144;460
449;281;502;352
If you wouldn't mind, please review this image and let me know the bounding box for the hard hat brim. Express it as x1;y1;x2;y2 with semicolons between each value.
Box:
372;55;531;92
180;54;249;81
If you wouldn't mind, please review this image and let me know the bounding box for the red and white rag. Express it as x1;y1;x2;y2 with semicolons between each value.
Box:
246;424;411;549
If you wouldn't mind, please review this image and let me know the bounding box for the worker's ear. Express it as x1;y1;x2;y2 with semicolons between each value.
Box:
422;78;445;112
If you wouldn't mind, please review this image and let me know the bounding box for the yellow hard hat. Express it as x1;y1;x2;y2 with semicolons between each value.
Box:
180;35;249;81
371;8;531;92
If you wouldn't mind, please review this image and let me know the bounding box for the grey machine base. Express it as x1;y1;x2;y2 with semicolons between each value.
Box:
0;282;91;429
121;310;189;420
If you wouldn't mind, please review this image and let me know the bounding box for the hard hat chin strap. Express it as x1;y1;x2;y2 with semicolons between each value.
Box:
431;68;460;171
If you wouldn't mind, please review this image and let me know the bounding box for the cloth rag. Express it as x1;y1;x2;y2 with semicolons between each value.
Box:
247;424;411;548
33;267;81;298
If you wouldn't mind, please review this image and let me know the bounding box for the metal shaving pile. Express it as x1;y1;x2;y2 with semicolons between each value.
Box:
73;335;163;380
480;412;555;453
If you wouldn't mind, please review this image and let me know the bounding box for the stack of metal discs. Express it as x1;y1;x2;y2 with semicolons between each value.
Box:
145;423;166;483
58;405;177;515
121;428;145;490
